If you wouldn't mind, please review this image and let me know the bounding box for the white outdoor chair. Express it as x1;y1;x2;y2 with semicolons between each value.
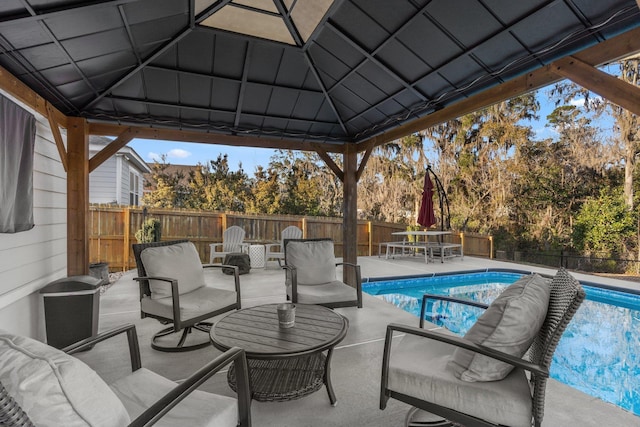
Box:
265;225;303;267
210;225;246;264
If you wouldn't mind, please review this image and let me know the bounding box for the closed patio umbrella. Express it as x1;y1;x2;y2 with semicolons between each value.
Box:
417;173;436;228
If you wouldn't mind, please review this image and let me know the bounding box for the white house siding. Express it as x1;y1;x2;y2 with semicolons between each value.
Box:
89;155;118;204
0;91;67;339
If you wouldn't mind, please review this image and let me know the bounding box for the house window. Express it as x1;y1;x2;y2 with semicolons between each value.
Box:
129;171;140;206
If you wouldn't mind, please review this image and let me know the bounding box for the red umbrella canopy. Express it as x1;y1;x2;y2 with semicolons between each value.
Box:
417;173;437;228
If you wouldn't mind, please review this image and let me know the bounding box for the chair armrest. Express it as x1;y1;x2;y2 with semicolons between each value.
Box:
63;324;142;372
128;347;252;427
204;264;242;307
134;276;182;326
386;323;547;377
420;293;488;328
282;265;298;303
264;242;281;252
209;243;223;251
336;262;363;308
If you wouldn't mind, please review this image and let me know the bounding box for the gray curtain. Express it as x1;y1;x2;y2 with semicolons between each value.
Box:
0;94;36;233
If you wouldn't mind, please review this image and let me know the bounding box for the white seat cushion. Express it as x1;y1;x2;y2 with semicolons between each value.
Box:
388;332;533;427
110;368;237;427
141;242;206;299
449;274;550;382
141;286;238;322
0;331;130;427
286;280;357;305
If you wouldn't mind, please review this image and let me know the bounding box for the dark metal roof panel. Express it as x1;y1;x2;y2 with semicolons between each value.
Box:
0;0;638;144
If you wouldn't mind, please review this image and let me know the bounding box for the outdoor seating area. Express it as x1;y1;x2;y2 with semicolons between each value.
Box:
67;255;639;427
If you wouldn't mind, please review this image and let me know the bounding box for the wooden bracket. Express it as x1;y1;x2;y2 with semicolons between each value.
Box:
314;144;344;182
550;55;640;117
89;127;138;173
46;102;68;172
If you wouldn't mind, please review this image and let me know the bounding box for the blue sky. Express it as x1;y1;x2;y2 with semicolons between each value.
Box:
127;87;612;173
128;139;278;173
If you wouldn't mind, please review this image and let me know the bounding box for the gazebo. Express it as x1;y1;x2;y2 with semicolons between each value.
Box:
1;0;640;280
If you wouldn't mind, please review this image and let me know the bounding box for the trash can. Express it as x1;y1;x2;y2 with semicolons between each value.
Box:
40;275;102;349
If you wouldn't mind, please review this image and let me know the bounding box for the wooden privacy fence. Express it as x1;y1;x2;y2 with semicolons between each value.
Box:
89;205;493;271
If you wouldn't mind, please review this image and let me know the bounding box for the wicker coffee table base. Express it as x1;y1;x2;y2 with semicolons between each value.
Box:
227;353;328;403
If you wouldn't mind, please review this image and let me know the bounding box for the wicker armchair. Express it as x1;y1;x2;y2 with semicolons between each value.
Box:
283;238;362;308
380;268;585;427
0;324;251;427
133;240;241;352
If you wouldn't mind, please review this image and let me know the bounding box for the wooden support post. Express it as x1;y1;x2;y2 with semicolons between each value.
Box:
66;117;89;276
301;217;307;238
343;150;358;286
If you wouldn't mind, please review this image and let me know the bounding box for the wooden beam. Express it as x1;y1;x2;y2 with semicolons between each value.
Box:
66;117;89;276
88;122;347;154
88;127;137;172
46;102;68;172
342;150;358;286
357;26;640;151
0;65;67;127
551;56;640;116
356;140;375;182
314;144;344;182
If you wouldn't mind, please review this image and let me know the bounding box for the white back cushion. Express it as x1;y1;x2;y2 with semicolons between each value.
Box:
286;240;336;285
0;331;130;427
448;274;551;382
141;242;206;299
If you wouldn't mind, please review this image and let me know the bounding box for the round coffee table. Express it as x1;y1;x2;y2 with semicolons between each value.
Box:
210;303;348;404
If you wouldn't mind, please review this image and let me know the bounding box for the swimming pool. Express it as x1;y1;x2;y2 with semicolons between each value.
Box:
363;270;640;416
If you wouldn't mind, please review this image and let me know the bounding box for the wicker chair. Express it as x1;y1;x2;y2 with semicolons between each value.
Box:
380;268;585;427
265;225;303;267
283;238;362;308
133;240;241;352
0;324;251;427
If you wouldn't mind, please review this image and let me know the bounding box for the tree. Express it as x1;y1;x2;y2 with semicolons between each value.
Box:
142;156;188;208
185;154;251;212
573;188;636;258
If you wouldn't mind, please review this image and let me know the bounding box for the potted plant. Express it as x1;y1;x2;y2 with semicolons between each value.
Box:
135;217;162;243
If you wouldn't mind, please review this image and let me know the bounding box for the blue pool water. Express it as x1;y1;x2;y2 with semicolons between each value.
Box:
364;271;640;416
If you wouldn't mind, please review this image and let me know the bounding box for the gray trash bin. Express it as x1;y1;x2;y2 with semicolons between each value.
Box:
39;275;102;349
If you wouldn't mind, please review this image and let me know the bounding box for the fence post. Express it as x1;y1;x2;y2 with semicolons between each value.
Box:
489;235;493;259
368;221;373;256
301;217;307;238
124;207;130;271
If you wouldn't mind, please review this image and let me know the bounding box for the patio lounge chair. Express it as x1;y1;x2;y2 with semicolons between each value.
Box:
283;238;362;308
133;240;241;352
265;225;303;266
210;225;246;264
380;268;585;427
0;324;251;427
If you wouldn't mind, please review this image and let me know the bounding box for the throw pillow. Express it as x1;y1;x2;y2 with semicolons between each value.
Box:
448;273;551;382
0;330;130;427
141;242;206;299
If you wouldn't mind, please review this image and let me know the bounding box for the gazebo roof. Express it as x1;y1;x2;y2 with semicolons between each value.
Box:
1;0;639;151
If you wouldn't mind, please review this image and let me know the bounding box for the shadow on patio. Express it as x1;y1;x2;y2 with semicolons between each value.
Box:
75;256;639;427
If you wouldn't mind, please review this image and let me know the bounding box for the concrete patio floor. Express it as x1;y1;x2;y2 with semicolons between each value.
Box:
78;255;640;426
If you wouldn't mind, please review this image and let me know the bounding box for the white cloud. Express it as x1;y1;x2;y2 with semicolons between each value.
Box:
569;98;585;107
167;148;191;159
148;152;162;161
